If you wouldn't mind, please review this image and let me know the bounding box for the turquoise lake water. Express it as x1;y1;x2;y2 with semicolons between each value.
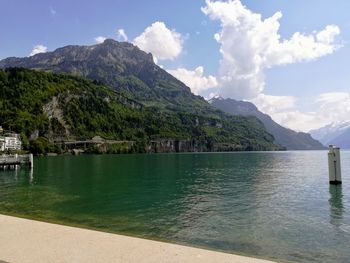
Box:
0;151;349;262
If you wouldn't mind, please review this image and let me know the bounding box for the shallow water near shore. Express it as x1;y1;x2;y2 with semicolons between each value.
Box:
0;151;349;262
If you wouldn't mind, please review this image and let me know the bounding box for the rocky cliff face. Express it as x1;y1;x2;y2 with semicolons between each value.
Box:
148;139;210;153
70;138;252;154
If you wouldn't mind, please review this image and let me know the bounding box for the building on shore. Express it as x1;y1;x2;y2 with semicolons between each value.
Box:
0;137;4;151
0;133;22;151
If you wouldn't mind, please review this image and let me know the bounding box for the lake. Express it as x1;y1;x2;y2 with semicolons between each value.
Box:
0;151;349;262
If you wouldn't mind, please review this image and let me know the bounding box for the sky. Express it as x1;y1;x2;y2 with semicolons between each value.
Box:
1;0;350;132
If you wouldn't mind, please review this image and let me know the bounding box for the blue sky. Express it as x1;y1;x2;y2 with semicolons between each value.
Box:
1;0;350;131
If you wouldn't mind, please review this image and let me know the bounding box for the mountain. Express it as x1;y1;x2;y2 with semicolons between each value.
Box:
0;68;279;154
310;121;350;149
209;97;325;150
0;39;212;114
330;128;350;149
0;39;283;152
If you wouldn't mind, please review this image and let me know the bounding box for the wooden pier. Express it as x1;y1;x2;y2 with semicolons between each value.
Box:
0;154;33;170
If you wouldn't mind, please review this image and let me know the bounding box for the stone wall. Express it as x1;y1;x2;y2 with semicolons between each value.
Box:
147;139;210;153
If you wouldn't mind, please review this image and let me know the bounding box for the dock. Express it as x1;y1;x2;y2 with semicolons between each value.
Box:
0;154;33;169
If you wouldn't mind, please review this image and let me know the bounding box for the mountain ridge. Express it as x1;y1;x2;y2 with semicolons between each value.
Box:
0;39;287;152
209;97;325;150
0;39;211;114
310;121;350;149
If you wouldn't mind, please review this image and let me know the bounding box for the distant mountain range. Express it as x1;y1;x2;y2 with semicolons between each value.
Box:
310;121;350;149
209;97;325;150
0;40;280;152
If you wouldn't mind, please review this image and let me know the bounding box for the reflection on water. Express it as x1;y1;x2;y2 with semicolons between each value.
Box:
0;151;350;263
329;185;344;227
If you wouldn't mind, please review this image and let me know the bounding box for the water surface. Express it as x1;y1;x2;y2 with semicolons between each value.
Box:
0;151;349;262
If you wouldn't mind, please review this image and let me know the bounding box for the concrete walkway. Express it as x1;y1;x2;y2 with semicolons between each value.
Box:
0;215;275;263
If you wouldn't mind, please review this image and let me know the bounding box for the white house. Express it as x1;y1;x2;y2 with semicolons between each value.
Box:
0;133;22;151
0;137;5;151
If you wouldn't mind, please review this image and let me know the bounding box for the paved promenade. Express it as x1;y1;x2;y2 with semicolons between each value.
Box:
0;215;275;263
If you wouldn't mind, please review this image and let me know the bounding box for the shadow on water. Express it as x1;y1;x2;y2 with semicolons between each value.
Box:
329;185;344;227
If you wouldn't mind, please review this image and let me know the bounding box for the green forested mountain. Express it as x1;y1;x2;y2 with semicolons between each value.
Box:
0;39;212;114
209;97;325;150
0;68;279;153
0;39;282;153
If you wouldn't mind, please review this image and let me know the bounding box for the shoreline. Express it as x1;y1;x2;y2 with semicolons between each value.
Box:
0;214;275;263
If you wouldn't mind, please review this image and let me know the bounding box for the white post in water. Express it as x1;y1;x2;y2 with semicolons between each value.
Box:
29;154;34;168
328;145;342;184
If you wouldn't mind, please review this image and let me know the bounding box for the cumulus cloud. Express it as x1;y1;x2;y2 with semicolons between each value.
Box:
316;92;350;123
202;0;341;99
251;94;318;131
29;45;47;56
117;29;128;41
271;111;320;132
94;36;106;44
134;21;183;62
251;94;296;114
251;92;350;132
317;92;350;104
167;66;218;95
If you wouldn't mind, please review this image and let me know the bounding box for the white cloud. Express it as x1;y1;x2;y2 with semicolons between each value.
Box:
251;92;350;132
202;0;341;100
250;94;321;131
167;66;218;95
271;111;320;132
207;92;219;100
29;45;47;56
251;94;296;113
316;25;341;44
134;21;183;61
317;92;350;104
316;92;350;124
94;36;106;44
117;29;128;42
